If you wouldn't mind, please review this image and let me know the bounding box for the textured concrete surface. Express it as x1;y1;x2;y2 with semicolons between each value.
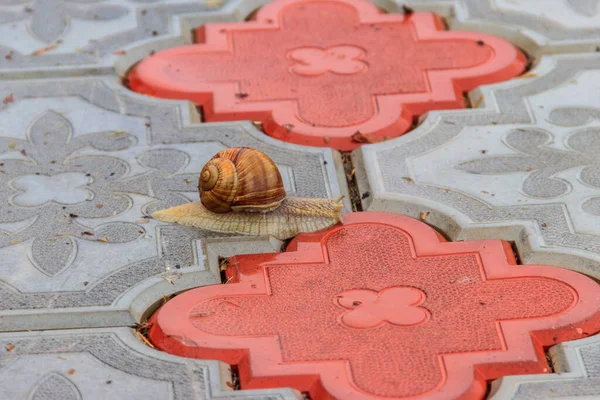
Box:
401;0;600;56
0;0;600;398
0;327;300;399
490;334;600;399
0;76;348;332
355;54;600;279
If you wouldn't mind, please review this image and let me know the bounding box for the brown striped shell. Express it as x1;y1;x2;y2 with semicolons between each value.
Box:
199;147;287;213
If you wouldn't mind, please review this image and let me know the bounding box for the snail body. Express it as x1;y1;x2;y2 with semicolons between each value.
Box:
151;147;344;239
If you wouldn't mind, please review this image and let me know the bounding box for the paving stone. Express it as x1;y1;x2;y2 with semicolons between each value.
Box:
0;0;279;79
490;333;600;399
127;0;526;151
354;53;600;279
148;212;600;400
401;0;600;56
0;76;348;332
0;327;300;399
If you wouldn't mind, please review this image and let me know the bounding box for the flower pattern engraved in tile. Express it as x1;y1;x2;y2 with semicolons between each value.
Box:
11;172;93;206
111;148;199;216
0;110;143;276
148;213;600;400
28;372;82;400
287;46;368;76
0;0;128;44
336;287;430;329
457;127;600;215
128;0;526;150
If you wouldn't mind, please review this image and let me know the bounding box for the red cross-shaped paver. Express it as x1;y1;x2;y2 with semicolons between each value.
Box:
128;0;526;150
149;213;600;399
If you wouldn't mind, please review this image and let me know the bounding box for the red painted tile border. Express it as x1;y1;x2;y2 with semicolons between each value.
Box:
148;213;600;399
128;0;526;150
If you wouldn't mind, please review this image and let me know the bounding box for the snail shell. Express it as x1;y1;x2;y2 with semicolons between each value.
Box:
151;147;345;240
199;147;286;213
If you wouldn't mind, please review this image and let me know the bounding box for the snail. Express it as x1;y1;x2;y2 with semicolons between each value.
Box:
151;147;344;239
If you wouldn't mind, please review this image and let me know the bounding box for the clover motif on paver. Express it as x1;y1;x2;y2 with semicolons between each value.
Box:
0;110;200;277
128;0;526;150
11;172;93;206
0;0;127;44
287;46;368;76
336;287;430;329
148;212;600;400
0;110;145;276
457;128;600;214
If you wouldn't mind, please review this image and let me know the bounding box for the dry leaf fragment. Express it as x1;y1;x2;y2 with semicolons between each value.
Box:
185;179;192;183
66;369;75;375
95;204;103;209
6;344;14;351
135;331;155;348
323;136;330;144
99;237;109;243
9;238;23;245
190;311;214;318
518;72;538;79
204;0;224;6
163;274;181;285
3;93;13;105
136;219;149;224
472;95;484;109
419;211;430;221
32;44;57;55
108;130;125;137
401;176;414;184
351;131;371;143
113;49;126;55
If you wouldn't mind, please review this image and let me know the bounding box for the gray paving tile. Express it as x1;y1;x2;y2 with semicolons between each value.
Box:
0;0;276;79
3;0;595;79
401;0;600;56
490;333;600;399
0;327;299;399
354;53;600;278
0;76;348;332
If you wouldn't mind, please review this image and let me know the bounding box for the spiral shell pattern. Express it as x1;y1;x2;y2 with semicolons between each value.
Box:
199;157;238;213
199;147;286;213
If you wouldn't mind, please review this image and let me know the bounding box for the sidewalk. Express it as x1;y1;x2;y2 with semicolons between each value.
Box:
1;0;599;399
